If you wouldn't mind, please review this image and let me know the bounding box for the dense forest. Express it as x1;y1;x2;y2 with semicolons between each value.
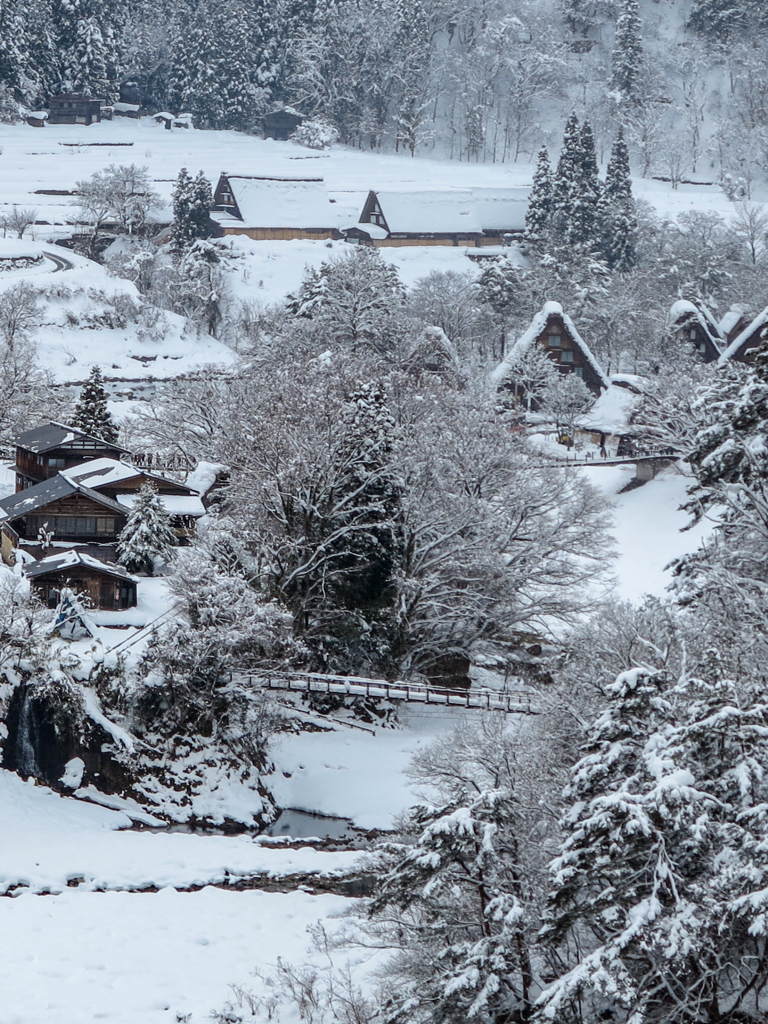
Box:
0;0;767;172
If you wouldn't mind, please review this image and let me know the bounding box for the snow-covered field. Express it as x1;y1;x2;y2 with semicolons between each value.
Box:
0;886;349;1024
0;769;362;895
582;464;714;603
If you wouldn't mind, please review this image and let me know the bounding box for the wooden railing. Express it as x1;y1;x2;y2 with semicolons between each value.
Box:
237;670;542;715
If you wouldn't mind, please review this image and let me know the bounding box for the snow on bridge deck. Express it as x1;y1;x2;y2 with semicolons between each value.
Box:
239;671;542;714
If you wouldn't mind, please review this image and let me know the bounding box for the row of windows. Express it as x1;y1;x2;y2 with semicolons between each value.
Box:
26;515;117;536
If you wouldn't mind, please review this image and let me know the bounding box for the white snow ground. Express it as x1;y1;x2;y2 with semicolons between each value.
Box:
581;463;714;604
0;887;349;1024
0;769;361;895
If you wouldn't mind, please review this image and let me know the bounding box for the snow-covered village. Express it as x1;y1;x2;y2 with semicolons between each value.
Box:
5;0;768;1021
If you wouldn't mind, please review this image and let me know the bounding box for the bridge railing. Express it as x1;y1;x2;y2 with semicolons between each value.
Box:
235;671;541;714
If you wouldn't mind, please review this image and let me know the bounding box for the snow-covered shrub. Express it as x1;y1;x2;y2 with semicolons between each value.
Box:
290;117;339;150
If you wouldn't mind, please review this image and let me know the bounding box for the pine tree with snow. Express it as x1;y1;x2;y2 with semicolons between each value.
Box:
601;127;637;270
117;483;177;575
611;0;642;102
171;168;212;252
539;668;768;1023
366;718;541;1024
524;145;553;246
568;120;602;250
72;365;118;443
551;113;581;245
476;256;525;319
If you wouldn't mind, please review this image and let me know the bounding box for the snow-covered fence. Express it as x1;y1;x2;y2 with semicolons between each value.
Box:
241;671;542;714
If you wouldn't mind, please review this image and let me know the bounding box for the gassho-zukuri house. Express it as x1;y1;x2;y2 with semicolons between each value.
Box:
210;173;532;247
492;301;610;398
210;174;340;240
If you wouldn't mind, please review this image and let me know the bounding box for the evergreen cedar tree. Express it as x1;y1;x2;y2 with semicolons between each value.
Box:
171;169;213;252
72;365;118;444
524;146;553;244
610;0;643;102
527;115;637;270
117;483;177;574
539;666;768;1022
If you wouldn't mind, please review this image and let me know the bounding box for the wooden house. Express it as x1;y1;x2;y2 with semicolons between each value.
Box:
0;475;127;564
718;307;768;366
24;551;138;610
491;301;609;398
62;458;205;537
210;174;340;240
348;188;483;247
14;423;130;493
263;108;304;141
668;299;723;363
48;93;102;125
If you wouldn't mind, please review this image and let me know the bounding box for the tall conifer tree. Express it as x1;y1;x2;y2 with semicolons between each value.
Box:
611;0;642;101
72;365;118;443
551;112;581;242
602;127;637;270
524;145;553;245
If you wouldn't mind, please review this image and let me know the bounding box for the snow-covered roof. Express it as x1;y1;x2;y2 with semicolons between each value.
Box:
719;306;768;364
577;381;641;434
185;461;228;497
371;188;482;235
115;493;206;517
14;421;128;455
62;458;139;487
62;458;197;495
328;190;368;223
24;550;138;582
471;186;530;231
223;176;338;229
491;301;610;389
347;222;389;240
0;474;125;521
719;304;748;338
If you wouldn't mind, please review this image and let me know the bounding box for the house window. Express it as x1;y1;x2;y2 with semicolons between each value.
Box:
49;458;66;468
689;328;697;340
574;367;583;377
548;335;560;347
560;350;574;363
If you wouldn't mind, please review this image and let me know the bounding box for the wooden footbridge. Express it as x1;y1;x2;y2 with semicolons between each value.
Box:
535;451;678;482
238;671;542;715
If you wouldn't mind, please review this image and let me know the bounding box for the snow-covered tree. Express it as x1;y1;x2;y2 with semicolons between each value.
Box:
72;365;118;443
496;341;557;411
290;117;339;149
541;372;593;443
287;247;406;353
611;0;642;102
601;127;637;270
359;715;565;1024
117;483;177;574
614;0;643;102
551;113;582;244
171;168;213;252
540;667;768;1023
524;145;553;246
570;120;603;250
